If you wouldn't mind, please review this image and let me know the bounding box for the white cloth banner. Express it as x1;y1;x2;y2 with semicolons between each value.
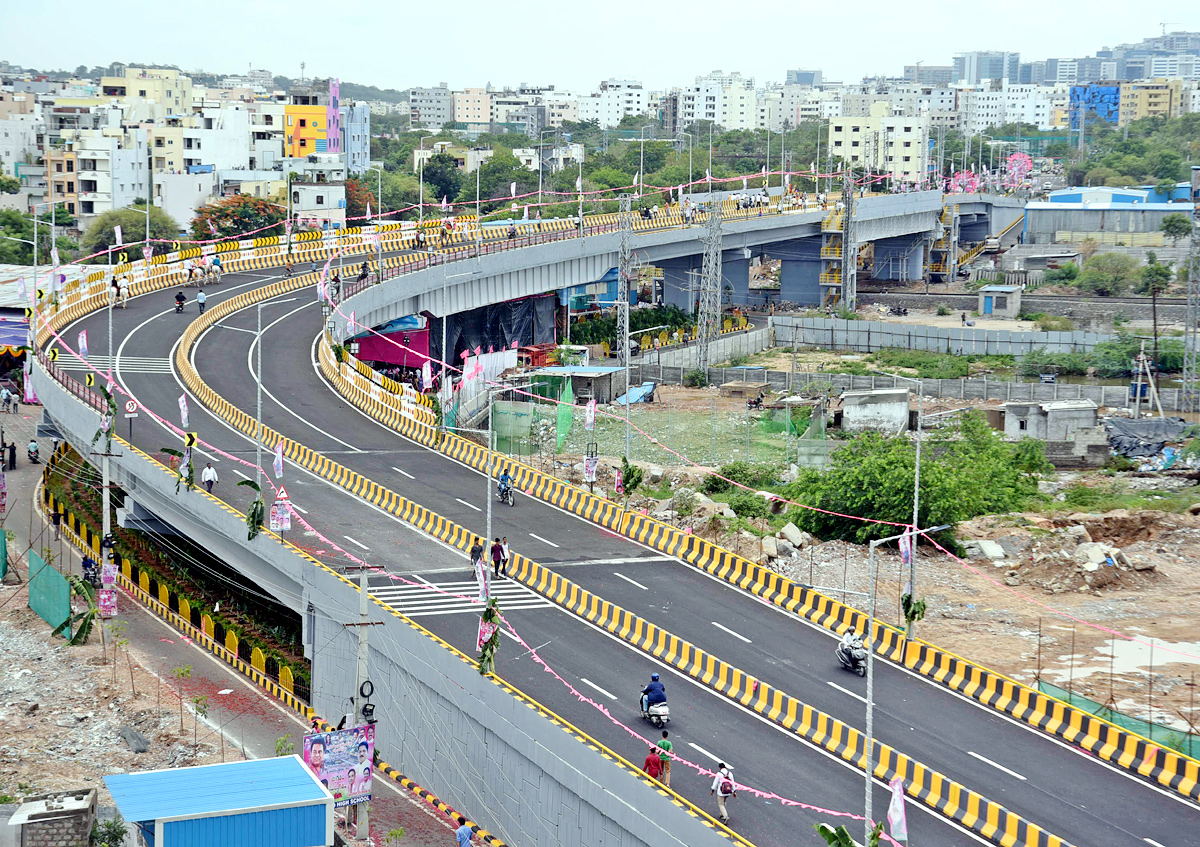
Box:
77;330;88;359
178;394;189;427
887;777;909;841
274;440;285;479
113;225;123;247
585;399;596;431
584;456;598;482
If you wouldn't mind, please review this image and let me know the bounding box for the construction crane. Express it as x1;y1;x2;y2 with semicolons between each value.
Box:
1161;22;1179;36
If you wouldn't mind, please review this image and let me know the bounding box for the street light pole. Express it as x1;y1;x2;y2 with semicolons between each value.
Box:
538;128;557;207
418;134;434;227
254;298;300;490
881;370;924;638
639;124;654;195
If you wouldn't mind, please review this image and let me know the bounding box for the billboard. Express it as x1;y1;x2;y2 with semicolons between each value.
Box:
302;724;374;807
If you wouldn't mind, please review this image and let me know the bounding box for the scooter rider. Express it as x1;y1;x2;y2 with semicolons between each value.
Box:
175;290;186;312
641;672;666;713
27;439;39;462
497;469;514;498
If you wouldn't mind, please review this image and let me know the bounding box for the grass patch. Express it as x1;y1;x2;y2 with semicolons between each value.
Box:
1050;481;1200;514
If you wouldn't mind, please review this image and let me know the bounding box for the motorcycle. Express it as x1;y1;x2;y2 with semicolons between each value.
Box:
640;699;671;728
888;306;909;316
27;447;39;464
746;395;764;411
175;298;185;313
836;638;867;677
497;482;515;507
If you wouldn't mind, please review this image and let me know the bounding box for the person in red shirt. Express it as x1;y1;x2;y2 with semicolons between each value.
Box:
643;747;663;781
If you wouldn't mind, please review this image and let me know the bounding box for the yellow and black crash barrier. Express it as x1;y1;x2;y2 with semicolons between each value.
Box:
170;292;1073;846
38;390;746;847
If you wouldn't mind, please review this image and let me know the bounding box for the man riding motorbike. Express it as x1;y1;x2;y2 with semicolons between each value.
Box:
497;470;514;499
175;290;186;313
27;439;39;463
640;672;666;714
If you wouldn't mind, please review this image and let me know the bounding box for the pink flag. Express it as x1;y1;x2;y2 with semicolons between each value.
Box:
488;344;494;354
887;777;909;841
474;346;482;356
461;349;470;360
511;340;518;349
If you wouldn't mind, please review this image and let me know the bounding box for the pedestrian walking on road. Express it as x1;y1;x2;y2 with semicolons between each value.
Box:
470;537;484;570
7;442;15;470
656;730;673;788
196;290;207;313
710;762;736;823
491;538;503;579
643;747;663;781
201;462;218;493
51;508;61;540
500;536;510;576
455;816;474;846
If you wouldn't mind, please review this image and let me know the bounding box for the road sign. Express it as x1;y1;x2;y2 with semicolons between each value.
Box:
185;432;197;448
125;400;138;414
275;485;291;502
85;373;95;386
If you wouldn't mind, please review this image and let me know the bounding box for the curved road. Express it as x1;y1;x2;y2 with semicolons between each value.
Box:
55;243;1200;847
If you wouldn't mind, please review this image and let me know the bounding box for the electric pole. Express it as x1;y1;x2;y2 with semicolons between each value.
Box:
1183;192;1200;413
840;172;857;309
617;193;634;462
696;199;723;373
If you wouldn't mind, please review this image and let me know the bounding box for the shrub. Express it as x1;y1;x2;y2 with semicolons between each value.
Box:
727;492;770;518
683;369;708;387
1035;314;1075;332
1043;262;1079;284
936;303;951;316
702;461;780;494
670;488;697;516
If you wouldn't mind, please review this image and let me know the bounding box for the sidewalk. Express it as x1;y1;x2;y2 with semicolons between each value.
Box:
1;410;459;846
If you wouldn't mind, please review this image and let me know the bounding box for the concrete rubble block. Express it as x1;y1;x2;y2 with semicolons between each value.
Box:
648;465;664;484
761;536;778;558
779;522;806;548
720;506;737;519
973;539;1007;560
1074;541;1110;565
118;726;150;754
1065;524;1092;543
776;538;797;558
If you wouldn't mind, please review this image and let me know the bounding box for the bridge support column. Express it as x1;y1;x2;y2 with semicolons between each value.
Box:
721;255;751;309
659;256;699;311
771;239;822;306
871;235;926;282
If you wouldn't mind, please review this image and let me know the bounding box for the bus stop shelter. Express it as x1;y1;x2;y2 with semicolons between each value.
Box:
104;756;333;847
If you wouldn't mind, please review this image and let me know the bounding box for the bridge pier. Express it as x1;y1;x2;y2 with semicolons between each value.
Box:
871;235;927;282
772;239;823;306
659;256;699;311
721;254;751;309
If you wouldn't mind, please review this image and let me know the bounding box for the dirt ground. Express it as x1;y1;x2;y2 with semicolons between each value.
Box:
0;603;245;804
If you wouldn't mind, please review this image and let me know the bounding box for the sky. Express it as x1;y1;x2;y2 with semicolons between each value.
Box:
1;1;1194;93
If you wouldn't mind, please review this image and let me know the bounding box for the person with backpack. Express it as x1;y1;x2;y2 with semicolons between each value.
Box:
710;762;736;823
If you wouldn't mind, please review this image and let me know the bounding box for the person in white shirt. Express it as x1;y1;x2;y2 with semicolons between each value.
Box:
710;762;736;823
499;537;510;577
201;462;218;493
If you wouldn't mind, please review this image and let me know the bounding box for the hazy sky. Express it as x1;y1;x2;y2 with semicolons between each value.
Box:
2;1;1193;93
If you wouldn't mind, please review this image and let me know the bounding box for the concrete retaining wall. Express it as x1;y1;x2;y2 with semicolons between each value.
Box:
772;315;1111;355
862;292;1188;325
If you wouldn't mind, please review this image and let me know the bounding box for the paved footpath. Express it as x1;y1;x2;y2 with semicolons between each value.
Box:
2;407;461;847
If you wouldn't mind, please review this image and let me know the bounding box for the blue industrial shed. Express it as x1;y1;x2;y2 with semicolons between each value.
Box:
104;756;333;847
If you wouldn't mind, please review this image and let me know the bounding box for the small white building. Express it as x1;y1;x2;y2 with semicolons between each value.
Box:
1004;399;1098;441
839;388;910;433
154;170;215;231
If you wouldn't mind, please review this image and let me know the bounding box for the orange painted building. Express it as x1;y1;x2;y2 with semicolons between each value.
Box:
284;103;326;157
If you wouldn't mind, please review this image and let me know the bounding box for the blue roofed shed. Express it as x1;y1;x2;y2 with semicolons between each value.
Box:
104;756;333;847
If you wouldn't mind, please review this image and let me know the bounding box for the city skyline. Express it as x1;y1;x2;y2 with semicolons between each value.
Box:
2;0;1195;93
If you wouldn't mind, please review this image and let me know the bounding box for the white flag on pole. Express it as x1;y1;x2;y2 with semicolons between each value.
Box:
113;225;123;247
273;440;284;479
705;168;712;182
585;399;596;431
509;182;517;198
887;777;909;841
178;394;189;427
633;171;639;187
17;277;25;300
50;243;60;268
742;176;747;189
347;310;355;332
366;201;372;220
78;330;88;359
575;175;582;192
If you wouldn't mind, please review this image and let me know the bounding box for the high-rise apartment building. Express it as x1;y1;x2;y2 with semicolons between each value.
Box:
408;84;454;129
953;52;1020;84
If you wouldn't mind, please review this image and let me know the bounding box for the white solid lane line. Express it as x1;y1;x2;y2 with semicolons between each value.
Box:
231;468;250;479
711;621;752;643
1144;838;1167;847
454;497;482;512
579;678;618;700
529;533;560;548
291;503;308;514
613;572;649;590
967;751;1027;781
826;681;867;704
343;535;370;551
688;742;723;763
392;466;415;480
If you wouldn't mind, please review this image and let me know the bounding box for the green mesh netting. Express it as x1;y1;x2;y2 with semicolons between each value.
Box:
1038;680;1198;758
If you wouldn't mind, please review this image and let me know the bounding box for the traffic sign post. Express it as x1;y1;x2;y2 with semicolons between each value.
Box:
124;400;138;443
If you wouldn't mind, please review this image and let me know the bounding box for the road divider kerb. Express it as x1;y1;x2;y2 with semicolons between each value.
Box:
171;291;1073;846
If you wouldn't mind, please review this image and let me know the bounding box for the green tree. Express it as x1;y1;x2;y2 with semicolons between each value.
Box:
191;194;284;241
0;174;19;194
79;203;179;261
781;412;1045;544
1160;212;1192;245
421;153;464;206
1140;252;1174;367
1075;252;1139;297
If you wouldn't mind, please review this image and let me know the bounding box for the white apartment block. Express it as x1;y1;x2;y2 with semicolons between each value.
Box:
958;89;1006;135
678;72;756;130
452;88;491;129
544;94;579;128
577;79;648;128
147;105;251;175
60;127;149;223
828;104;929;183
0;113;43;176
1149;54;1200;79
248;101;286;169
409;84;455;129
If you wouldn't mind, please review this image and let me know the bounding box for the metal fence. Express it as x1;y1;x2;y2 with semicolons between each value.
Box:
27;549;70;636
